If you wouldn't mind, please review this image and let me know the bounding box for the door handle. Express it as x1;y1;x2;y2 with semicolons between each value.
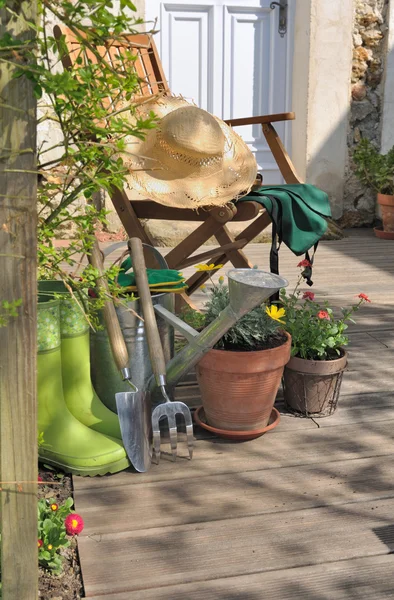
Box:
270;1;288;38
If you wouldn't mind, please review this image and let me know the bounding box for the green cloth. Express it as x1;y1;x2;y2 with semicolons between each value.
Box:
117;256;187;293
240;184;331;255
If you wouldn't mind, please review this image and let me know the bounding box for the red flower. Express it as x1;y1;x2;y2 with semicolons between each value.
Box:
65;513;84;535
297;259;312;268
358;293;371;303
50;503;58;512
317;310;330;320
38;539;43;548
303;291;315;301
37;476;43;482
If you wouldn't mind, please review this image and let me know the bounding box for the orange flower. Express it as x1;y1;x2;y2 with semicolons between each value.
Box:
358;293;371;303
317;310;330;320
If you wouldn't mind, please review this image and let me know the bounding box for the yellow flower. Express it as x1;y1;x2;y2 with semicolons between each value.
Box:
265;305;286;324
47;544;53;550
218;276;224;285
195;263;223;272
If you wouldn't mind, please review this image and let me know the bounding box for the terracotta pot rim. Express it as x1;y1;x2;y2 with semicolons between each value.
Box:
194;406;280;440
206;331;291;357
374;226;394;240
377;193;394;205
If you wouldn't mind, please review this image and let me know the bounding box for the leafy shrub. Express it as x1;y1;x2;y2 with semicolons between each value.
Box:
353;138;394;195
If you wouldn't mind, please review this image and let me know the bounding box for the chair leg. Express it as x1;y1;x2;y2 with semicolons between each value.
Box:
185;211;271;295
214;226;253;268
164;204;237;269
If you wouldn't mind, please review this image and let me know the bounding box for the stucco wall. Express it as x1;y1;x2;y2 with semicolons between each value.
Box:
341;0;389;227
292;0;353;220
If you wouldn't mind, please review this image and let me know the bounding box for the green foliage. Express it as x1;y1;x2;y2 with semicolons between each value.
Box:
0;0;157;310
179;306;206;330
37;497;74;575
0;298;22;328
353;138;394;195
203;282;283;351
280;275;371;360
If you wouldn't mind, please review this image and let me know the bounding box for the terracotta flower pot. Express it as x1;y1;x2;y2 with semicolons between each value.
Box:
196;332;291;432
377;193;394;233
283;350;347;417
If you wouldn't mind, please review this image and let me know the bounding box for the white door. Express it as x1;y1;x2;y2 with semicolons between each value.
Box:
145;0;295;183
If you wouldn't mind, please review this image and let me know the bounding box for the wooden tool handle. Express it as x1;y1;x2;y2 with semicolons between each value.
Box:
88;240;129;372
129;238;167;381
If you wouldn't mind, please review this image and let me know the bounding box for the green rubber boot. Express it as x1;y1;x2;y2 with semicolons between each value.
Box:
37;296;130;476
38;281;122;439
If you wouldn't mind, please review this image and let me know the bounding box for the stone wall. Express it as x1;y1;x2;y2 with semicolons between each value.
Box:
341;0;389;227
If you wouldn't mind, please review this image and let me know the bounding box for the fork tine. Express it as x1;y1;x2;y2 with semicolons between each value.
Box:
153;427;161;465
168;414;178;461
185;423;194;460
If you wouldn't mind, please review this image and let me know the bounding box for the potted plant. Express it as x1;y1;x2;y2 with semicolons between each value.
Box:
353;138;394;239
193;279;291;439
279;261;371;417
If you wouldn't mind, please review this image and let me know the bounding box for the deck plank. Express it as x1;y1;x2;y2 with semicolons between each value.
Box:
87;554;394;600
78;498;394;596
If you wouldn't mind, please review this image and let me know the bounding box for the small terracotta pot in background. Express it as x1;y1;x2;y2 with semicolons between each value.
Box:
283;350;347;417
196;332;291;432
377;193;394;233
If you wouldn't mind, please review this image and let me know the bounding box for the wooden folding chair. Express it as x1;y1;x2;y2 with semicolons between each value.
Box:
55;26;302;301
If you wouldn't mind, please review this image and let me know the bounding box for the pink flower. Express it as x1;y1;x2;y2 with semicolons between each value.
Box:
303;291;315;301
317;310;330;320
297;259;312;268
37;475;43;483
358;293;371;303
65;513;84;535
38;539;43;548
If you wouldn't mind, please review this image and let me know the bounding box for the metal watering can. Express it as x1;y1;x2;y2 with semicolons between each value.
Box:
149;268;289;402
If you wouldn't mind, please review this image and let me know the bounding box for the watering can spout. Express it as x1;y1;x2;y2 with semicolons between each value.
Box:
151;269;288;399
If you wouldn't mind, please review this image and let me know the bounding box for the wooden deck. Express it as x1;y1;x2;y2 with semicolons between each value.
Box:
74;229;394;599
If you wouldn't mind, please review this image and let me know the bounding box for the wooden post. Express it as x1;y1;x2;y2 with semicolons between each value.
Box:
0;2;38;598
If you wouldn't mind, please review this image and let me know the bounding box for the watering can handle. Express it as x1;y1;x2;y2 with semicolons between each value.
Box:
129;238;167;385
88;240;130;375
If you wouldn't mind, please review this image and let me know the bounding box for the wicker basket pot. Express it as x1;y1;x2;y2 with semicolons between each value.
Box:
196;333;291;431
283;350;347;417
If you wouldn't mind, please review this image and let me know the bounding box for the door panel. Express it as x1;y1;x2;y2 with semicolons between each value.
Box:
146;0;294;183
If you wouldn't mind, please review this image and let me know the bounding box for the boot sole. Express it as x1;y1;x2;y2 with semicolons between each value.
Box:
39;455;131;477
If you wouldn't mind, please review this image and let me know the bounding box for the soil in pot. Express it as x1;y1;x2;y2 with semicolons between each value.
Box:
283;350;347;417
196;332;291;432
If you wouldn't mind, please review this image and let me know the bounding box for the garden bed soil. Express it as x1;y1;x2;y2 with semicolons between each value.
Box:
38;467;84;600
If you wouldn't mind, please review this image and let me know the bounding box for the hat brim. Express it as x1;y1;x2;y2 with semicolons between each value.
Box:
122;97;257;209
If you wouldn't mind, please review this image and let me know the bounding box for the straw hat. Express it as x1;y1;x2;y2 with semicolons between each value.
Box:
122;96;257;209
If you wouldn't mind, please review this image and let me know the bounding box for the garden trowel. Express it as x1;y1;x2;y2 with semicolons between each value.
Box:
88;240;152;473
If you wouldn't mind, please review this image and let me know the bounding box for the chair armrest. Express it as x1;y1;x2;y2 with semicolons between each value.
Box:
224;112;295;127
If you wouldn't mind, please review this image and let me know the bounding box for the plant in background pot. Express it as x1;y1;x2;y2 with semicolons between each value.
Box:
278;262;371;417
353;138;394;239
194;280;291;440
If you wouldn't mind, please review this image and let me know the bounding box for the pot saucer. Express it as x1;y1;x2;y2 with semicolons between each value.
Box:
374;227;394;240
194;406;280;441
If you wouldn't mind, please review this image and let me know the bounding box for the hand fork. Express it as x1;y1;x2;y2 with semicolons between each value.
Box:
151;378;194;464
129;238;194;465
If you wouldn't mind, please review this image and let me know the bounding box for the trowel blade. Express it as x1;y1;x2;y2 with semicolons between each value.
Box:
115;390;152;473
